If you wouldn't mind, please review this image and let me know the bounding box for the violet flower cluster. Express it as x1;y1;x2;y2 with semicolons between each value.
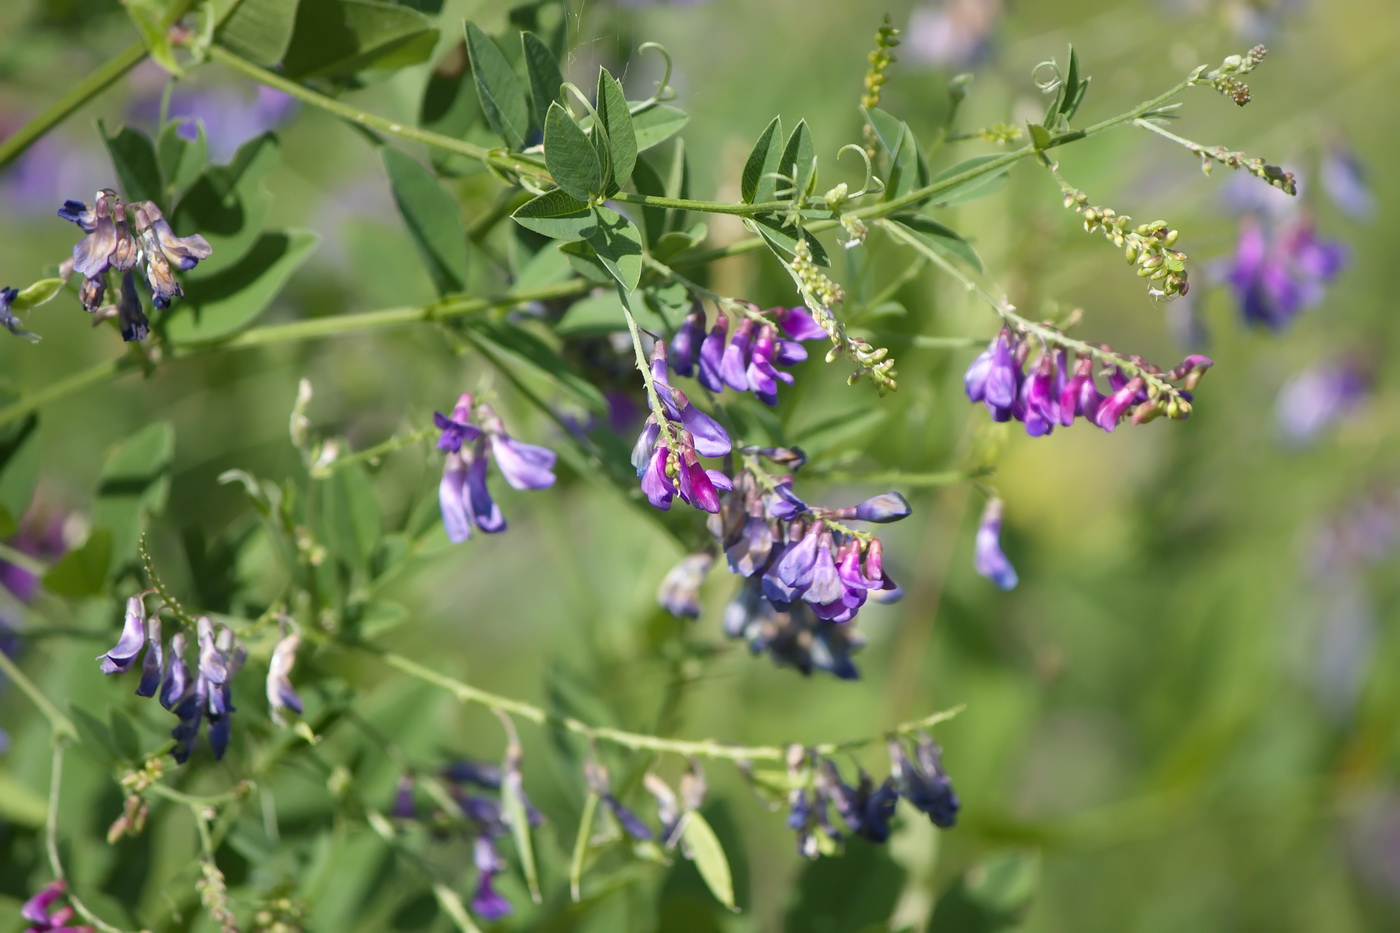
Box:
785;735;959;858
97;596;302;764
55;189;213;341
1227;214;1345;331
964;327;1213;434
669;305;827;406
632;341;734;513
434;394;557;542
17;880;92;933
393;755;544;922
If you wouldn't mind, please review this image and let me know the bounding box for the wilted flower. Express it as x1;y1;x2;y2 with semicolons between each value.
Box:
435;394;557;542
115;270;149;342
973;498;1017;591
266;627;303;725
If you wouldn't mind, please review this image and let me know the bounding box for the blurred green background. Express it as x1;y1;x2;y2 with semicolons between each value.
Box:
2;0;1400;930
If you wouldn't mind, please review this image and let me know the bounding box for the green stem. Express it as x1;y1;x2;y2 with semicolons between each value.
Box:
0;649;77;741
801;468;987;487
0;541;48;576
0;41;148;169
46;744;130;933
310;427;435;479
144;781;249;808
611;191;793;216
369;644;961;762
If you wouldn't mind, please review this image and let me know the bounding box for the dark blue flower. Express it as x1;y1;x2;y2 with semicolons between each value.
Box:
470;836;513;921
889;735;960;828
97;597;148;674
821;760;898;843
669;306;706;376
0;286;39;343
116;270;149;342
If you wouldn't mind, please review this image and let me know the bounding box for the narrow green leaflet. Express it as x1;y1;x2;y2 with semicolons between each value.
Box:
864;107;930;205
632;104;689;152
595;69;637;195
570;792;601;901
586;208;643;290
521;31;565;130
172;132;280;271
464;21;530;150
157;119;208;198
512;189;595;239
747;213;829;266
92;421;174;569
215;0;301;64
682;812;737;911
500;769;542;903
166;230;320;342
382;147;469;296
460;318;607;414
1041;45;1090;130
100;122;164;207
282;0;438;79
778;119;815;201
741;116;783;203
42;527;112;598
545;102;604;201
890;215;984;272
8;278;65;313
930;155;1012;207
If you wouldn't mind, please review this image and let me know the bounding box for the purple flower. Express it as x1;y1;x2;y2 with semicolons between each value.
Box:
435;395;555;541
135;615;164;698
66;189;138;280
889;735;960;828
1321;143;1373;221
771;306;826;342
905;0;1002;69
724;578;865;680
696;315;729;392
657;552;713;618
166;618;246;764
635;345;733;514
128;76;297;163
116;271;149;343
97;597;148;674
669;306;706;376
821;760;898;843
266;630;303;724
1;509;66;603
470;836;513;921
20;879;89;933
1093;376;1144;433
1227;215;1346;330
0;286;39;343
1275;360;1369;445
973;498;1017;590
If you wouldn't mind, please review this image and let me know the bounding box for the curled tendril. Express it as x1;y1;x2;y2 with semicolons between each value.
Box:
1032;60;1062;92
635;42;678;107
835;144;884;199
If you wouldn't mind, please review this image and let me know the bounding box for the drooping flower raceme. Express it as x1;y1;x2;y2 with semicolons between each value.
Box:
671;305;827;405
434;393;557;542
632;341;733;514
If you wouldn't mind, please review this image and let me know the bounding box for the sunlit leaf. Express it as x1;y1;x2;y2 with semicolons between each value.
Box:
382;147;468;296
464;20;530;149
742;116;783;203
166;230;319;342
682;812;736;911
283;0;438;79
216;0;301;64
545;102;604;201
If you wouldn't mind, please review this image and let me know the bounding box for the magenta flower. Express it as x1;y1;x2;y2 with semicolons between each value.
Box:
20;879;91;933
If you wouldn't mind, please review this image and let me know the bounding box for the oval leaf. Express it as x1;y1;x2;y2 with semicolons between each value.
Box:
595;69;636;195
545;102;603;201
166;230;320;342
683;812;736;911
382;147;468;296
585;207;643;291
632;103;689;152
512;189;595;240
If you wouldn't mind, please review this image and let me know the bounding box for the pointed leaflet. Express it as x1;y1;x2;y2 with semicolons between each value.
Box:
863;107;930;205
570;792;601;901
283;0;437;79
585;207;643;291
545;102;603;201
741;116;783;203
682;812;737;911
500;764;542;903
521;31;564;130
381;147;468;296
101;121;164;207
512;189;595;240
594;68;637;195
157;119;208;198
632;104;689;152
463;20;530;149
890;214;983;272
930;155;1011;207
0;416;39;539
779;119;815;201
215;0;301;65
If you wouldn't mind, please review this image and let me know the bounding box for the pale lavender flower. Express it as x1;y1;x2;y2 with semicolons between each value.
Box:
434;394;555;541
97;597;148;674
1321;143;1373;221
1227;214;1345;330
658;552;714;618
1275;360;1368;445
973;498;1017;590
470;836;512;921
905;0;1001;69
266;630;303;724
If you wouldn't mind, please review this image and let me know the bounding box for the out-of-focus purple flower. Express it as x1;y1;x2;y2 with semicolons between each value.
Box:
392;775;418;820
127;73;297;163
434;394;555;541
820;759;898;843
97;597;148;674
657;551;714;618
1321;143;1373;221
470;836;513;921
1227;214;1345;330
1275;360;1368;445
266;630;303;724
973;498;1017;591
1;508;67;603
724;577;865;680
670;306;706;376
0;286;39;343
889;734;960;828
604;793;655;841
852;492;912;523
905;0;1002;70
19;879;91;933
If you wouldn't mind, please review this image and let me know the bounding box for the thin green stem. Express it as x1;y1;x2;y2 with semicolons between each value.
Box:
0;541;48;576
141;534;199;629
611;191;793;216
310;427;435;479
0;42;147;169
144;781;249;808
802;468;988;487
0;648;77;741
46;744;129;933
368;644;961;762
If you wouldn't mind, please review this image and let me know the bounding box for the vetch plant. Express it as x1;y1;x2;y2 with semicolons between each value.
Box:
0;2;1330;929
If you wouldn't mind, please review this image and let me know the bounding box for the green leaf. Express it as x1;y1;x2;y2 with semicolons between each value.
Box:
783;841;906;933
109;709;142;762
92;421;174;568
157;119;209;198
0;771;47;828
585;208;643;290
741;116;783;203
521;31;564;130
42;527;112;597
460;319;606;414
545;102;603;201
747;213;829;266
683;812;736;910
570;792;601;900
652;222;708;263
167;230;319;342
320;462;381;571
928;851;1041;933
382;147;468;296
930;155;1011;207
632;104;689;152
283;0;438;79
558;240;618;285
778;119;815;201
890;215;983;272
594;69;637;195
69;703;121;763
555;290;662;337
0;415;40;539
9;278;65;313
512;189;595;240
172;132;279;270
100;122;164;207
464;20;530;149
216;0;301;64
1026;122;1052;151
124;0;182;74
864;107;930;205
